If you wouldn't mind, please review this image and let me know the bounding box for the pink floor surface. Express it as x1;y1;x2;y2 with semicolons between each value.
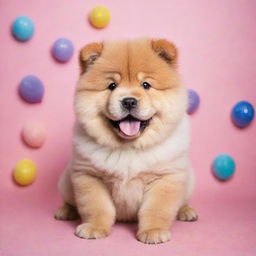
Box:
1;0;256;255
1;186;256;256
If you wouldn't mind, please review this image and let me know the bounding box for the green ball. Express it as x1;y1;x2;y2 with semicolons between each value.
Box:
212;154;236;180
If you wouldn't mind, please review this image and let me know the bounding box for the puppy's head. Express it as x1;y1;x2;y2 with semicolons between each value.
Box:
75;39;187;149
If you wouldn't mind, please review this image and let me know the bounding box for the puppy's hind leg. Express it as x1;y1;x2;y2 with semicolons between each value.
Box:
55;164;78;220
55;202;80;220
177;166;198;222
177;205;198;222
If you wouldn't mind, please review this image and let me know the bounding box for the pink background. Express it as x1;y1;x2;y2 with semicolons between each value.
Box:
0;0;256;255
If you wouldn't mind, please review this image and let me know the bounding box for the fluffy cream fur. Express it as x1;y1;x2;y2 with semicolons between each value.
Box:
55;38;198;244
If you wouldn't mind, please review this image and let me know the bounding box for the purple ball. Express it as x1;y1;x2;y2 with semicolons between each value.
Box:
52;38;74;62
187;89;200;114
19;75;44;103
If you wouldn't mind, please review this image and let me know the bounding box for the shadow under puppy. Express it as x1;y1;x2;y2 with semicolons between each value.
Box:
55;38;198;244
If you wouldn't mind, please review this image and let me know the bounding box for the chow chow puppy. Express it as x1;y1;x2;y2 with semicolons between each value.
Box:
55;38;198;244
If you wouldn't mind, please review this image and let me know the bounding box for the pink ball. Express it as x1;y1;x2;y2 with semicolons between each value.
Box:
22;122;46;148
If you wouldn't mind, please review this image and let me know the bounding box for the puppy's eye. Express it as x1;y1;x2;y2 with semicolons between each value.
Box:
142;82;151;90
108;82;117;91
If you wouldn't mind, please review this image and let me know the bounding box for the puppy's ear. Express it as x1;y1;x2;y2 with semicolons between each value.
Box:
151;39;178;67
79;42;103;73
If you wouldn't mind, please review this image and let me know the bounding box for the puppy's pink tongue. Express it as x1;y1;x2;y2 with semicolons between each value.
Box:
119;120;141;136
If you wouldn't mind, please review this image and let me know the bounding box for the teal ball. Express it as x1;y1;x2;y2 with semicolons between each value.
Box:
12;16;34;42
212;154;236;180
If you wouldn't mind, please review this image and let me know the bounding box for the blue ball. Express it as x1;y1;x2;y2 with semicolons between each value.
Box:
12;16;34;42
19;75;44;103
52;38;74;62
231;101;254;128
212;154;236;180
187;89;200;114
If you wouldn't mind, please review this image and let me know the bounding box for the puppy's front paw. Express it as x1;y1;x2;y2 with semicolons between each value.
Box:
75;223;110;239
177;205;198;221
137;229;171;244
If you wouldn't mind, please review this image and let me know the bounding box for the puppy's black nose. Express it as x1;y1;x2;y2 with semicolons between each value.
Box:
121;97;137;110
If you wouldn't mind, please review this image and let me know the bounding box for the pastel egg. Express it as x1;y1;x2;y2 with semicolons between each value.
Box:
13;159;37;186
52;38;74;62
89;6;111;28
19;75;44;103
22;122;46;148
12;16;35;42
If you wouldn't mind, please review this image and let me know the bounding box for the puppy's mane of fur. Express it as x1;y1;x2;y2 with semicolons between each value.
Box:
56;38;197;244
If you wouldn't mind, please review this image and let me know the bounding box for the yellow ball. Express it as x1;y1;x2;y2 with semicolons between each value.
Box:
13;159;37;186
89;6;111;28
